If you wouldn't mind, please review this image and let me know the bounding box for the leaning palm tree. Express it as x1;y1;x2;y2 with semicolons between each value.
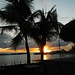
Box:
29;6;61;63
0;0;33;64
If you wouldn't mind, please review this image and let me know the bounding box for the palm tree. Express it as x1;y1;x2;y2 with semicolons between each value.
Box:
0;0;33;64
29;6;60;63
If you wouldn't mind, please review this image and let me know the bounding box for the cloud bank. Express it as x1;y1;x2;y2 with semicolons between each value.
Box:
0;33;72;50
0;33;12;48
50;39;71;47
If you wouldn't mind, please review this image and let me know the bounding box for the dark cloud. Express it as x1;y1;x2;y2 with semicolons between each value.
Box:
50;39;71;47
16;38;38;49
0;32;38;49
0;33;12;48
0;32;71;49
28;39;38;48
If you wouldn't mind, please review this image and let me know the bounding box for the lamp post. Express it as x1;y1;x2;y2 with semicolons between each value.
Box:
58;24;61;59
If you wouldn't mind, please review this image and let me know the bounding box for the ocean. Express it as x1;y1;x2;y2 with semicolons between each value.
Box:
0;53;74;66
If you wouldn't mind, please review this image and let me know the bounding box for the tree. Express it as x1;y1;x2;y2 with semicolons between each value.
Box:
60;19;75;43
70;45;75;52
0;0;33;64
29;6;61;63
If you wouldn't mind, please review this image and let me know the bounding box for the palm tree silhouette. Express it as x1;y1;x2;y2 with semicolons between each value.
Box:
0;0;33;64
29;6;62;63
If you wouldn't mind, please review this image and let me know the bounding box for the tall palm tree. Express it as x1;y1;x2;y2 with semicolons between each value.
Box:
29;6;61;63
0;0;33;64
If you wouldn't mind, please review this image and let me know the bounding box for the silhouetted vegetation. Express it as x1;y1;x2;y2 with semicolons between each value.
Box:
60;19;75;43
0;1;63;64
0;0;33;64
29;5;63;63
70;45;75;52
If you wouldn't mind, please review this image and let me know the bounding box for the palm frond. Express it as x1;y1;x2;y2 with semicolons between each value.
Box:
0;0;32;24
0;10;18;23
47;31;58;41
50;5;56;13
30;34;41;45
58;22;64;29
30;10;45;21
29;6;59;46
11;32;23;50
47;5;56;21
6;0;18;3
0;25;17;34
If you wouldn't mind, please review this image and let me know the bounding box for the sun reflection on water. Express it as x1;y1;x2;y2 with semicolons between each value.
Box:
44;55;47;60
44;55;51;60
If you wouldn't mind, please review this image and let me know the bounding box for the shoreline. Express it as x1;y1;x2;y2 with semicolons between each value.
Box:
1;57;75;75
0;53;27;56
34;51;75;55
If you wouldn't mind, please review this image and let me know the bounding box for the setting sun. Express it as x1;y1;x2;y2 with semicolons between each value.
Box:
44;46;51;53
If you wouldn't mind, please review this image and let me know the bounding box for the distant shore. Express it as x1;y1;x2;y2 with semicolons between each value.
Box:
0;50;75;56
0;53;27;56
34;50;75;55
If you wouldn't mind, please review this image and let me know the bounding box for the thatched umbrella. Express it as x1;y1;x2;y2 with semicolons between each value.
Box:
60;20;75;43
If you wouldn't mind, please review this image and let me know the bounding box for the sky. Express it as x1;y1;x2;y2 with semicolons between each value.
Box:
0;0;75;52
0;0;75;24
33;0;75;24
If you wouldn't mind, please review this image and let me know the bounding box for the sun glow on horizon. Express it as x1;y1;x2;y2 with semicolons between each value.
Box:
0;48;40;53
44;46;51;53
0;43;72;53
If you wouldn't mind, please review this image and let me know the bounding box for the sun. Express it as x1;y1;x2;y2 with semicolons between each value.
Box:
44;46;51;53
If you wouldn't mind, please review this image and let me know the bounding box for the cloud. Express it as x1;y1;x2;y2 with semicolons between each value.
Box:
0;32;72;51
50;39;71;47
0;32;38;49
0;33;12;48
16;38;38;49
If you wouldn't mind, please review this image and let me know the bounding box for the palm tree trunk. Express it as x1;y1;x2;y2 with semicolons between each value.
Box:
41;37;46;63
24;35;30;64
41;45;44;63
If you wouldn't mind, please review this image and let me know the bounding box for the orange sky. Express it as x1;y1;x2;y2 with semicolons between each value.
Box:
0;43;73;53
0;47;40;53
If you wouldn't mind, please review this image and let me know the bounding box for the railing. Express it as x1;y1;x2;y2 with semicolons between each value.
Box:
0;62;26;67
32;60;41;63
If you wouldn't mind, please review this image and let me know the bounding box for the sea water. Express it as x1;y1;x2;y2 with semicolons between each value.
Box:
0;53;74;66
